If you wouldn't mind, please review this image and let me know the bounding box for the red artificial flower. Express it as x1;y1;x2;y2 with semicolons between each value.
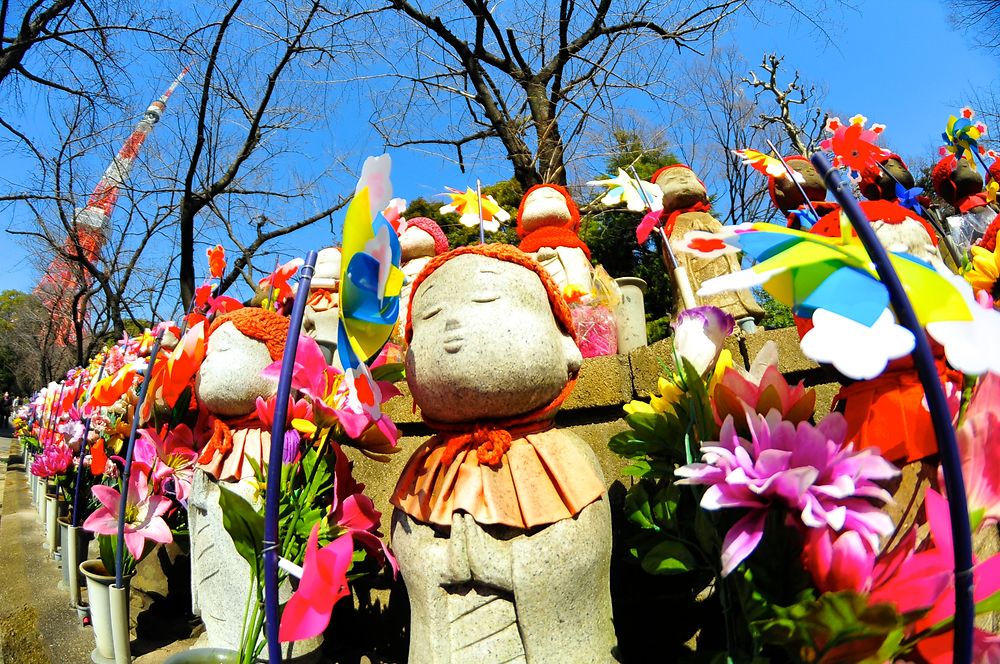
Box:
207;245;226;279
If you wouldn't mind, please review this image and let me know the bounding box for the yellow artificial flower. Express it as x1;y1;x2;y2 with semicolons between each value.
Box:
709;349;734;394
650;376;684;415
965;244;1000;298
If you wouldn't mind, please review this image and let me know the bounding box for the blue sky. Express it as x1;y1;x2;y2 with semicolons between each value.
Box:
1;0;997;302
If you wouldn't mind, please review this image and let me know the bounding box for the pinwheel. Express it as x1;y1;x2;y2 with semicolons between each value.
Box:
820;115;889;174
733;148;805;182
439;186;510;231
940;107;988;168
337;164;405;369
587;168;663;213
681;218;1000;379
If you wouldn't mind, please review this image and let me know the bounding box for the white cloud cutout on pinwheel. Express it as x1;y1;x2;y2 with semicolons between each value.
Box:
672;230;743;260
697;268;782;298
925;270;1000;375
800;308;915;380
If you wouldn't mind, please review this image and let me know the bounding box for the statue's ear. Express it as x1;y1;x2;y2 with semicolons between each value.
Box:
561;333;583;374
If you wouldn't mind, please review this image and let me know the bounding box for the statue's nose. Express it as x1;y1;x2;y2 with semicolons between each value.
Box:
444;318;461;332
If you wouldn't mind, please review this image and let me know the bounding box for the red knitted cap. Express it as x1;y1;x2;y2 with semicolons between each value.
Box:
209;307;290;361
405;244;576;344
406;217;450;255
931;155;959;203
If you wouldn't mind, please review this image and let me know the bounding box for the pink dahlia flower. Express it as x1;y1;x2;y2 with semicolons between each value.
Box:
676;411;898;576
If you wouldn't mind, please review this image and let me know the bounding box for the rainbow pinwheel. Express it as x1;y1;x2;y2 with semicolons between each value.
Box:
732;148;805;183
439;187;510;231
820;115;888;173
337;159;405;370
678;219;1000;379
587;169;663;213
940;107;988;167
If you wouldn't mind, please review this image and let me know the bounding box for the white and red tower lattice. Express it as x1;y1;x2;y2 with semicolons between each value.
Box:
35;66;189;344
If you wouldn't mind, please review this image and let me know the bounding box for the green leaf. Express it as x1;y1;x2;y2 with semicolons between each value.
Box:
217;485;265;576
640;539;697;575
371;362;405;383
976;587;1000;615
624;483;655;530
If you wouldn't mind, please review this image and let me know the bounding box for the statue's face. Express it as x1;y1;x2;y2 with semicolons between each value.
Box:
862;158;914;201
400;226;436;261
953;157;985;199
521;186;572;233
406;254;582;422
195;322;277;416
654;167;707;210
773;160;826;211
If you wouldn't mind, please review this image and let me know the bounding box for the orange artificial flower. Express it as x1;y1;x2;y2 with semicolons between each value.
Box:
90;440;108;476
207;244;226;279
88;362;143;408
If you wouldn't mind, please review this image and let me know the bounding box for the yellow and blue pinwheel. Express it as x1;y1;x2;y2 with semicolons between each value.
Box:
337;185;405;369
941;108;987;167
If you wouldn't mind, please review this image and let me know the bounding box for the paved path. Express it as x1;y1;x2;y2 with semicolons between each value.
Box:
0;435;95;664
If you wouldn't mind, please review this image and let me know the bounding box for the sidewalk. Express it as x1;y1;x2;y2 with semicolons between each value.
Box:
0;434;94;664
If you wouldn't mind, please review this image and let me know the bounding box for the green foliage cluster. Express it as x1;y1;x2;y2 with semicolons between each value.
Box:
754;287;795;330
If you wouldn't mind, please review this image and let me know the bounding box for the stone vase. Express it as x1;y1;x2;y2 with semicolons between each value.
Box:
81;560;134;664
613;277;649;354
45;494;59;555
59;517;93;604
163;648;238;664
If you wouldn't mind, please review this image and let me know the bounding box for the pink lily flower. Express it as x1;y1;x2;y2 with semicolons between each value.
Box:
82;468;173;561
135;425;198;501
262;335;341;424
278;525;354;643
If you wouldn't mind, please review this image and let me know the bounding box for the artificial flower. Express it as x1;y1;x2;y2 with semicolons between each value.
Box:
909;489;1000;663
135;425;198;501
334;362;400;446
964;243;1000;301
82;468;173;561
89;440;109;477
207;244;226;279
671;306;735;376
278;525;353;643
87;360;146;409
712;362;816;435
801;528;876;594
258;257;305;307
439;186;510;231
382;197;407;232
587;169;663;213
262;335;341;424
675;411;898;576
636;208;663;244
950;372;1000;529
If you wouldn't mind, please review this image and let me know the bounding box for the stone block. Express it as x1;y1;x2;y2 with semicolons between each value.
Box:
628;338;676;398
743;327;817;374
563;354;632;411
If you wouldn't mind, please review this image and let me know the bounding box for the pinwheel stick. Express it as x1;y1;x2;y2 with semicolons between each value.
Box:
72;357;109;527
628;166;697;310
766;140;820;222
263;250;317;664
812;152;975;664
114;331;165;588
476;179;485;245
46;382;67;444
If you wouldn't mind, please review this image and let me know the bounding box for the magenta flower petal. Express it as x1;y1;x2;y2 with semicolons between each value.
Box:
278;526;353;642
720;510;767;577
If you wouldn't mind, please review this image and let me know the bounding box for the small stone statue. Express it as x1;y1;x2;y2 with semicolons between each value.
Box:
651;164;765;329
390;244;618;663
517;183;594;294
767;155;839;229
932;154;999;251
858;153;916;202
189;307;288;650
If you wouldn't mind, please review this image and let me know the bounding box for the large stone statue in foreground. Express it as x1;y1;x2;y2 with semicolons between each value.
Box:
390;245;618;663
